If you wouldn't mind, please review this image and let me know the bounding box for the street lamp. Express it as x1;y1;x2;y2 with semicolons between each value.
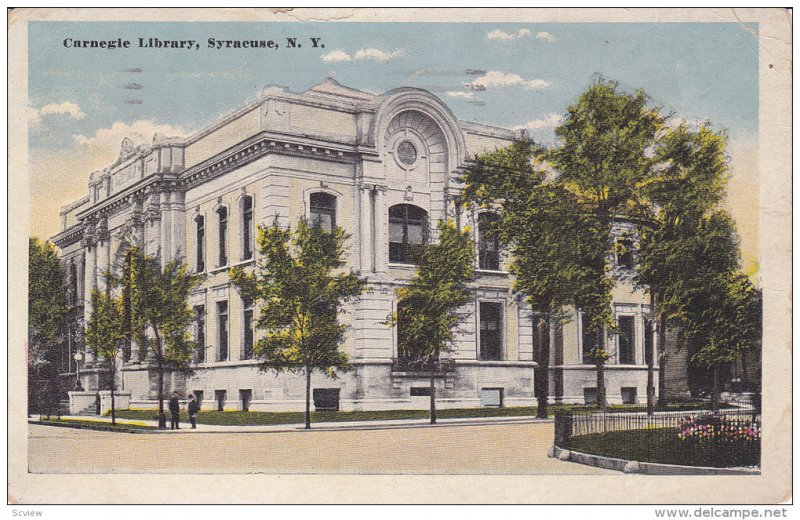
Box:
73;351;84;391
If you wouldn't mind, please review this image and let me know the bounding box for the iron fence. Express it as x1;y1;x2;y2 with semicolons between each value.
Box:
554;401;761;468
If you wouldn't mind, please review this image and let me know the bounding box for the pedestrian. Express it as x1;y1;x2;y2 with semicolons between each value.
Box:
168;391;181;430
187;393;199;429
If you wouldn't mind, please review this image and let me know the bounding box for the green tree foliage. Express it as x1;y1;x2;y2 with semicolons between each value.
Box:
230;218;363;429
28;238;69;417
394;219;475;424
461;140;609;417
85;287;126;423
548;79;666;409
121;248;203;428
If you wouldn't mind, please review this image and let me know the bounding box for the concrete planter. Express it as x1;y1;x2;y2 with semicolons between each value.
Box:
68;390;131;415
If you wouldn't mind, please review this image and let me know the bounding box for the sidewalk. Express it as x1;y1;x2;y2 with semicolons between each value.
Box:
35;413;552;433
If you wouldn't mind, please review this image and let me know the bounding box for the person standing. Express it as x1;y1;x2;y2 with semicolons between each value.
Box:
187;393;199;429
168;391;181;430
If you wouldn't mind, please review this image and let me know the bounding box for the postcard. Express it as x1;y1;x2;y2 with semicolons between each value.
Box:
8;7;792;505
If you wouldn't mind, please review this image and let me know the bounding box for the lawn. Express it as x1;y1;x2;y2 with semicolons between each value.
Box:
110;402;729;426
34;418;157;431
567;428;760;468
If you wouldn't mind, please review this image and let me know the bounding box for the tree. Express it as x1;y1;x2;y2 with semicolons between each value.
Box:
122;248;203;428
230;218;363;429
461;140;609;417
85;285;126;424
549;78;665;410
393;219;474;424
28;238;69;417
637;122;730;410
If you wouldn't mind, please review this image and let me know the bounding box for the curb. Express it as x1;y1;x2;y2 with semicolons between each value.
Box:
548;445;760;475
29;420;156;434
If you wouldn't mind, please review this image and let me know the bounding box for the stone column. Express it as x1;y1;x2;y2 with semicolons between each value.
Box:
95;220;110;294
359;185;373;274
169;190;185;259
144;199;161;258
374;186;389;274
82;231;96;365
159;190;172;265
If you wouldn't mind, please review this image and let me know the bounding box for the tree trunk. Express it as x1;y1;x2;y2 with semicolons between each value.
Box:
429;362;437;425
305;366;312;430
535;317;550;419
657;314;668;409
596;360;607;412
646;294;656;416
712;365;720;413
157;359;165;429
595;328;606;412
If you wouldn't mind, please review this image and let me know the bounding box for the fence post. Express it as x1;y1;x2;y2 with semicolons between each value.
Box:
554;414;573;448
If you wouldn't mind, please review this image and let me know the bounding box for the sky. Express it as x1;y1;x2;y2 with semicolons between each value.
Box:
27;21;760;274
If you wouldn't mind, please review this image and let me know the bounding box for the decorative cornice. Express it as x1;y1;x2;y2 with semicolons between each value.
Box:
51;224;86;249
177;132;359;192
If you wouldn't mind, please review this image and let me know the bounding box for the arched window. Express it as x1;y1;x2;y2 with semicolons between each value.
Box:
310;192;336;233
241;196;253;261
217;207;228;267
389;204;428;264
195;215;205;272
478;212;500;270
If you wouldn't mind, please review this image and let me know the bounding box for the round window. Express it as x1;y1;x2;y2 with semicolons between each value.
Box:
396;141;417;166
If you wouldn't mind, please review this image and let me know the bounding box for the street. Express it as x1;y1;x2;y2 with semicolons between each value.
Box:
29;421;614;474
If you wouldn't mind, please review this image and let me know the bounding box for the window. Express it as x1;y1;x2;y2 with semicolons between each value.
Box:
217;301;228;361
194;305;205;363
616;238;635;269
479;302;503;361
242;300;254;360
618;315;636;364
310;192;336;233
242;196;253;260
196;215;205;272
478;213;500;270
217;207;228;267
621;387;638;405
480;388;504;408
239;389;252;412
389;204;427;264
583;387;598;404
582;313;604;364
313;388;340;411
215;390;226;411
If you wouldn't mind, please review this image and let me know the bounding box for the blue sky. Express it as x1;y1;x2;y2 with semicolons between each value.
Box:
29;21;758;148
28;21;760;271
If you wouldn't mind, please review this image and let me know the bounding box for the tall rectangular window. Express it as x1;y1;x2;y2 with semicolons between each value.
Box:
242;301;254;360
582;313;604;364
479;302;503;361
618;315;636;364
478;213;500;270
242;197;253;260
218;208;228;267
389;204;427;264
310;192;336;233
217;301;228;362
616;238;635;269
194;305;205;363
196;216;205;272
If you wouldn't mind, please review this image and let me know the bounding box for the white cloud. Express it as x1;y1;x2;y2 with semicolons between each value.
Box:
465;71;551;91
321;49;351;62
28;100;85;124
446;91;475;100
354;48;404;62
536;31;556;42
73;120;189;150
486;28;531;41
512;113;563;131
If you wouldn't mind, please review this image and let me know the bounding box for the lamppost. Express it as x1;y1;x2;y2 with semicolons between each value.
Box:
73;351;84;391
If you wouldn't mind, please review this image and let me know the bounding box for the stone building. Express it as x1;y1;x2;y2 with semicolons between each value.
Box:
52;79;659;411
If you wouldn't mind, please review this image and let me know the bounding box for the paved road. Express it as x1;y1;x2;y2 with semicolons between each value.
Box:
29;422;614;474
